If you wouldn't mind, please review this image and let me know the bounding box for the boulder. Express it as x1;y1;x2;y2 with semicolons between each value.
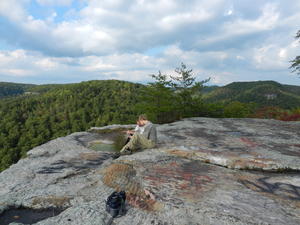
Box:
0;118;299;225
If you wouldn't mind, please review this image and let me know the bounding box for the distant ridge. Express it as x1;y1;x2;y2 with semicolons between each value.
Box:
1;80;300;108
0;82;36;98
203;80;300;109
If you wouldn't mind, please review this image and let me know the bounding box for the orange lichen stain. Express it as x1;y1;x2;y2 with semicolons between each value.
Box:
167;149;195;158
240;137;258;148
79;152;101;160
230;157;276;170
144;161;214;203
127;192;164;211
102;163;164;211
170;161;178;167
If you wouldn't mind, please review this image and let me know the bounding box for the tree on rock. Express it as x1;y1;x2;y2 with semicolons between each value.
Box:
138;63;210;123
170;63;210;118
136;71;177;123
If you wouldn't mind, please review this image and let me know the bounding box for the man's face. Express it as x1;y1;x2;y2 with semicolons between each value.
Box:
137;120;143;126
137;119;146;126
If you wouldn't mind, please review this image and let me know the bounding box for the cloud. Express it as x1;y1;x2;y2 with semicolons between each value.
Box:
224;3;279;35
0;0;227;56
36;0;73;7
252;39;300;71
0;0;299;85
0;0;295;56
0;0;28;22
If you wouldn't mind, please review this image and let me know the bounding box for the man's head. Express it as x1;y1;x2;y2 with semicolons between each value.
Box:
137;114;148;126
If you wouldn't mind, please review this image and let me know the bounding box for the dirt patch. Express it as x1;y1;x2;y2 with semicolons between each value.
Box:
167;149;196;158
102;163;164;211
79;152;103;160
32;196;71;208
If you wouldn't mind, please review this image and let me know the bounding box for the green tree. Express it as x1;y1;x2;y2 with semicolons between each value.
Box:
137;71;177;123
170;63;210;118
224;101;254;118
0;80;142;172
290;30;300;75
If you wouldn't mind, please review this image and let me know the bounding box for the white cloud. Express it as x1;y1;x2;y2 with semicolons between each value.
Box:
0;0;228;56
211;72;236;85
36;0;73;6
0;0;300;85
159;10;212;31
252;39;299;71
0;0;28;21
0;69;34;77
226;3;279;33
35;58;58;70
196;3;280;49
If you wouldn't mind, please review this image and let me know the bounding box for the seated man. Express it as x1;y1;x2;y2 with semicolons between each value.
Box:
120;114;157;155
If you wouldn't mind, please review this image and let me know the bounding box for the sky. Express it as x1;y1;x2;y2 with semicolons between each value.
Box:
0;0;299;86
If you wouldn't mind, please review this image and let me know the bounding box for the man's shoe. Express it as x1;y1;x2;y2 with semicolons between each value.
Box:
120;147;132;155
112;152;121;159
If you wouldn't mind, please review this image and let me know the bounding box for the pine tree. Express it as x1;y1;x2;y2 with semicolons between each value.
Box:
170;63;210;118
136;71;178;123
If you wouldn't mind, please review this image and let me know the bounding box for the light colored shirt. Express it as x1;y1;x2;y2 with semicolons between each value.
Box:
134;125;144;134
134;121;150;135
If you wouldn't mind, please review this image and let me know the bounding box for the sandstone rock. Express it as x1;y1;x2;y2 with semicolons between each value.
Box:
0;118;299;225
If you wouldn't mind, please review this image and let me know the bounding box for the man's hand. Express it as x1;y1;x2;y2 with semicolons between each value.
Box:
126;130;134;135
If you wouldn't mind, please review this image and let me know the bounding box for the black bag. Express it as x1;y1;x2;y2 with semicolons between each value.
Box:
105;191;126;218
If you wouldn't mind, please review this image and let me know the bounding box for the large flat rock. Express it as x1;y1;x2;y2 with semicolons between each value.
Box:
158;118;300;171
0;118;299;225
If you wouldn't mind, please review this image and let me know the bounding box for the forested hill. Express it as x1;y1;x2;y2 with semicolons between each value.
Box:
1;79;300;171
0;82;69;98
0;80;143;171
203;80;300;109
0;82;36;98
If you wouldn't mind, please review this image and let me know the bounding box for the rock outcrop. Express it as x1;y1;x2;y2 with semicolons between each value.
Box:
0;118;300;225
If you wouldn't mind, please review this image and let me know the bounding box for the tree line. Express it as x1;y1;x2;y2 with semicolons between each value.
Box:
0;80;142;171
1;61;300;172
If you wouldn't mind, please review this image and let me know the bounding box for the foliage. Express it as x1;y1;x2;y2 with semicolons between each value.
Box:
250;106;300;121
290;30;300;75
203;81;300;109
135;71;178;123
113;134;128;152
0;80;142;171
0;82;35;98
1;69;300;172
138;63;210;123
200;103;225;118
170;63;210;118
224;101;256;118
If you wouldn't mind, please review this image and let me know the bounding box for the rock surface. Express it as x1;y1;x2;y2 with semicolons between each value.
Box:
0;117;300;225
